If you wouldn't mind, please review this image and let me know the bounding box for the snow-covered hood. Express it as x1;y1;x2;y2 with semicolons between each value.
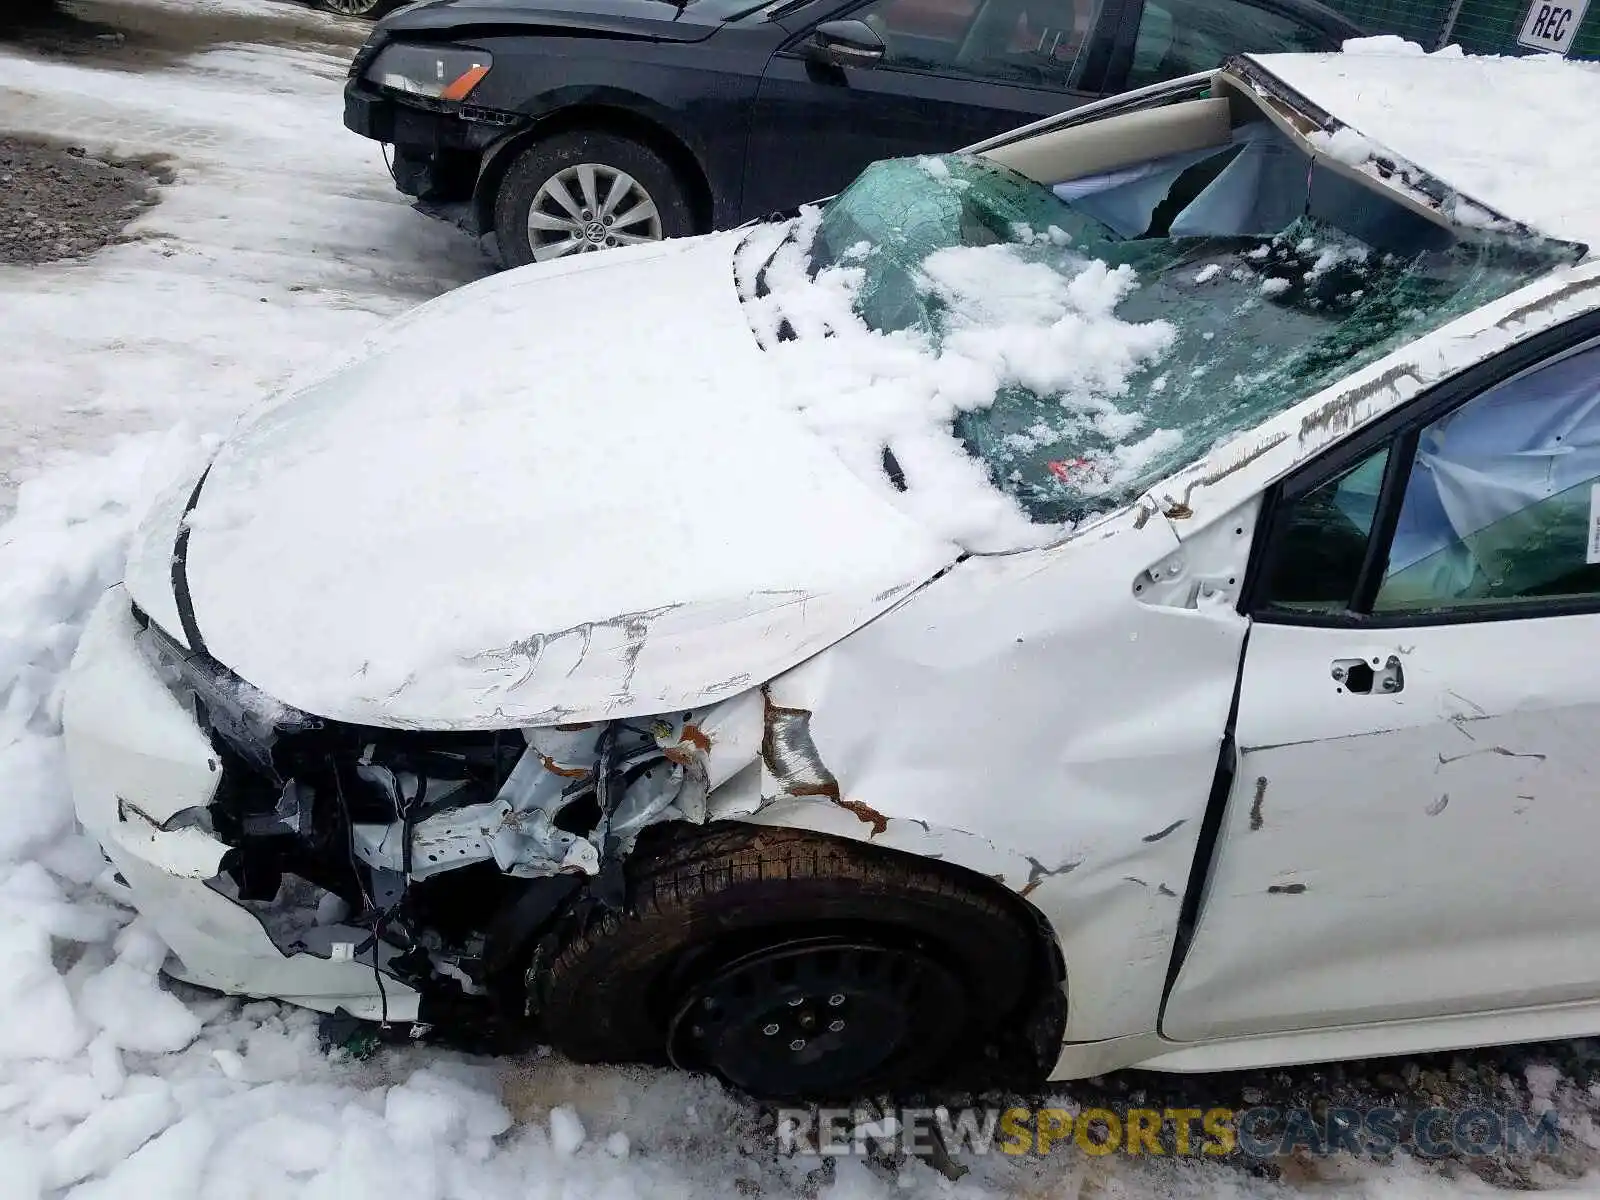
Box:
125;233;959;729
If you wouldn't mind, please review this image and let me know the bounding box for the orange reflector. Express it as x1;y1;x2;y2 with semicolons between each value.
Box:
441;64;489;102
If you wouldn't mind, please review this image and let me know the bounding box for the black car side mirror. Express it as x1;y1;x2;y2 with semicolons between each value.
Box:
803;20;887;69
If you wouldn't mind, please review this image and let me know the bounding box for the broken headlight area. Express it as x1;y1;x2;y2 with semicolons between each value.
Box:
132;606;323;781
366;43;491;105
130;604;724;1040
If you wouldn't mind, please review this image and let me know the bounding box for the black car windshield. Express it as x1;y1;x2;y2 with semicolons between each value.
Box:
797;139;1579;529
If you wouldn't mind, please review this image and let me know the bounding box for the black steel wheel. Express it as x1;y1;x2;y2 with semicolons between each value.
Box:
666;936;967;1099
535;826;1044;1100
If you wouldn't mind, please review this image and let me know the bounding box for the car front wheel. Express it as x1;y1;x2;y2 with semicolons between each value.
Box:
319;0;405;17
535;825;1041;1100
492;132;695;271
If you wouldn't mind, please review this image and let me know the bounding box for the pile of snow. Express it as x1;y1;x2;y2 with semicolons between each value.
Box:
735;210;1176;553
1305;126;1379;167
0;437;793;1197
0;40;485;515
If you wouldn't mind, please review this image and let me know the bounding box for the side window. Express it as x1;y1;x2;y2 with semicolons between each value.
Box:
1375;345;1600;612
1259;340;1600;619
855;0;1095;86
1262;446;1390;614
1127;0;1331;91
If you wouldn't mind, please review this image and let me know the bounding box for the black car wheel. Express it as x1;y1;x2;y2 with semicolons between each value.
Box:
320;0;405;16
492;131;694;271
535;825;1039;1100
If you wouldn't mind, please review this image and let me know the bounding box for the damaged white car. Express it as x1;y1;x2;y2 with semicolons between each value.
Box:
64;49;1600;1100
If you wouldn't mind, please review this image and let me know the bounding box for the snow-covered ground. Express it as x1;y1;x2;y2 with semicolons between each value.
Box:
0;0;486;511
6;2;1600;1196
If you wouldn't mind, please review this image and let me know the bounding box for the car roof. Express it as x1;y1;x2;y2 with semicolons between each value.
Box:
1243;46;1600;252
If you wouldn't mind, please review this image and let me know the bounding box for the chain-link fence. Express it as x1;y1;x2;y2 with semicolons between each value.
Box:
1323;0;1598;57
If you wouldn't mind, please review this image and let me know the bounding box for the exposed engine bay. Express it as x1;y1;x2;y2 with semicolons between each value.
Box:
127;604;772;1047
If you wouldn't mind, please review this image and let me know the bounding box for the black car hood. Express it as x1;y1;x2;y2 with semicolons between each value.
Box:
378;0;730;41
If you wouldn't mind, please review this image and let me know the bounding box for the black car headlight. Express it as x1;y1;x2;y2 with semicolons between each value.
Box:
131;606;319;779
366;43;491;102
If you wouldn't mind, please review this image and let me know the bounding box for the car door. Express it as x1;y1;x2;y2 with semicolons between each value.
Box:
740;0;1119;218
1101;0;1353;94
1164;318;1600;1043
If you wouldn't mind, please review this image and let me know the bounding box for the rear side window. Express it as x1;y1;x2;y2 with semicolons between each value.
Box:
1127;0;1332;90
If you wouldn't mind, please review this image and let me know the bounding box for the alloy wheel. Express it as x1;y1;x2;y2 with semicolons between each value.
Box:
321;0;385;15
526;162;663;262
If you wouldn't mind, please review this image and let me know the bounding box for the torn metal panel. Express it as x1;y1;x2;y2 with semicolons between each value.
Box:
208;871;353;957
115;849;422;1023
744;502;1247;1043
761;695;841;801
347;704;767;883
1166;611;1600;1043
114;799;229;879
73;591;776;1035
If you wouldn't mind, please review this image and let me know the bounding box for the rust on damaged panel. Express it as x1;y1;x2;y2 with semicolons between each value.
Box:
760;689;889;835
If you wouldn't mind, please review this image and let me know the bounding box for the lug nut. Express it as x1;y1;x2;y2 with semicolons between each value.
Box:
788;996;805;1007
790;1039;806;1051
829;1019;845;1032
763;1023;779;1036
828;994;845;1007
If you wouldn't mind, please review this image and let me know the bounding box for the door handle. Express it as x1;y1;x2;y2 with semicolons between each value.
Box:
1331;655;1404;695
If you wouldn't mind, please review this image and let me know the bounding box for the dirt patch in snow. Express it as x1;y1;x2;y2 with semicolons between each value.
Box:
0;0;364;70
0;134;168;264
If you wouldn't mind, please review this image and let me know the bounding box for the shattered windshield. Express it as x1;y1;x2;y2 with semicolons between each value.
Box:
799;145;1579;530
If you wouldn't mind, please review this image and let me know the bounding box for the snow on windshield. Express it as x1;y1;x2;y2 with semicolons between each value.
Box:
735;150;1574;553
734;189;1177;553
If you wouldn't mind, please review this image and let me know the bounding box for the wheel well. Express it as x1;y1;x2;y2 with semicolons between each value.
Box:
475;107;715;238
625;820;1069;1085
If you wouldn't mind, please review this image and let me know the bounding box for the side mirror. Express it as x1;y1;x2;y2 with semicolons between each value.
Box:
803;19;887;69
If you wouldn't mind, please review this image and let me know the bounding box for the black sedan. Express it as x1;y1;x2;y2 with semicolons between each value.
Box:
343;0;1361;268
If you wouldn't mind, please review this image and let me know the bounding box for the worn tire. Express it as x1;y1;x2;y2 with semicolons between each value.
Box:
536;825;1039;1097
491;131;695;271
